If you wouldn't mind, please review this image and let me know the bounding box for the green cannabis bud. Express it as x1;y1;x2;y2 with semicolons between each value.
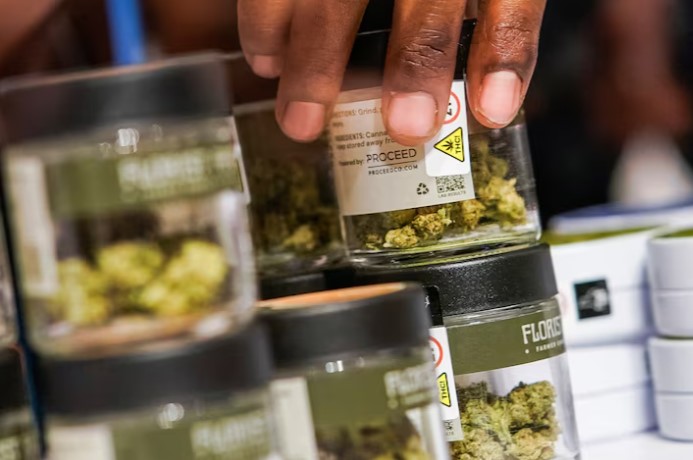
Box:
237;109;342;271
54;259;111;326
137;240;228;316
50;239;228;326
247;154;342;263
451;381;559;460
316;415;430;459
352;137;528;250
97;242;164;290
384;226;420;249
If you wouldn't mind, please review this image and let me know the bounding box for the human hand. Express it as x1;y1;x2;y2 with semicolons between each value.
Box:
237;0;546;145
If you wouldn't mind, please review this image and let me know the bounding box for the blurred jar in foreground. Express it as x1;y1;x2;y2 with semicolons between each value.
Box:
259;284;450;460
229;56;344;277
0;225;16;346
0;54;255;356
39;321;278;460
0;348;39;459
329;20;540;265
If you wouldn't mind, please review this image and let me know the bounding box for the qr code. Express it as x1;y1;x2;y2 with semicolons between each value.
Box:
435;175;466;194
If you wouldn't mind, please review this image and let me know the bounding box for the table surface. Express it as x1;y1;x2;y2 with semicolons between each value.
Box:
583;432;693;459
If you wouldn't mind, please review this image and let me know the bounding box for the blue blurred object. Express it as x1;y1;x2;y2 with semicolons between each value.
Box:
106;0;146;65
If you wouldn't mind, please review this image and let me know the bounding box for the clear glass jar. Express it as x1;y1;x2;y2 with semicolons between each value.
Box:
272;347;449;460
0;349;40;460
39;321;278;460
260;284;450;460
329;22;540;264
349;244;581;459
228;53;344;276
45;390;278;460
445;300;579;460
0;55;255;356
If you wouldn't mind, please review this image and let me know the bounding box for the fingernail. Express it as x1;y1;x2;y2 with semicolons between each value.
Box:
479;71;522;125
387;92;437;139
281;102;326;142
249;55;282;78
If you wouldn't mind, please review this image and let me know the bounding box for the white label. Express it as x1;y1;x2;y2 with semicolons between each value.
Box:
424;81;471;177
47;425;115;460
7;156;58;297
429;326;464;441
329;81;475;216
270;377;319;460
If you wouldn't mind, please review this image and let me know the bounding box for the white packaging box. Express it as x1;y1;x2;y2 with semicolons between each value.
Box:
568;343;650;398
575;385;656;444
550;231;654;345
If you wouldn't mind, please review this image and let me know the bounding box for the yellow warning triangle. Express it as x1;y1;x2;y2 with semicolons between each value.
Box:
437;373;451;407
434;127;465;163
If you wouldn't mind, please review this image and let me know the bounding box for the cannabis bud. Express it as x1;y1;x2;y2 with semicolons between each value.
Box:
353;138;528;251
316;415;429;459
51;239;228;326
451;381;559;460
237;110;342;272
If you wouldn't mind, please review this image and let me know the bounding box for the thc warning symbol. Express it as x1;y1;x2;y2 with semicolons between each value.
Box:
434;127;465;163
437;373;451;407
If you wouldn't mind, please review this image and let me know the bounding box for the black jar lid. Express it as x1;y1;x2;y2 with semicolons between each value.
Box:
351;244;558;318
0;348;28;413
0;53;231;144
358;0;395;33
225;0;396;107
259;283;430;368
227;52;278;106
37;321;273;417
356;0;476;33
259;271;328;301
346;12;476;89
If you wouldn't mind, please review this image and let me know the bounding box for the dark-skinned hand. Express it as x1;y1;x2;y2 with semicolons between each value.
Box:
238;0;547;145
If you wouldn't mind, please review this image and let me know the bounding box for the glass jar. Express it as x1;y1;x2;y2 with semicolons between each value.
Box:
0;54;256;356
229;56;344;276
39;321;279;460
328;21;540;264
351;244;581;459
0;348;40;460
259;284;450;460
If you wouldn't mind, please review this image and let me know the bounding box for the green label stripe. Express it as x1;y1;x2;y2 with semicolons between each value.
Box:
45;145;244;218
112;407;273;460
306;360;437;428
448;304;566;374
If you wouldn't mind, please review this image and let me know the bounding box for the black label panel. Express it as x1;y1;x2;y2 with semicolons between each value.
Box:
574;279;611;320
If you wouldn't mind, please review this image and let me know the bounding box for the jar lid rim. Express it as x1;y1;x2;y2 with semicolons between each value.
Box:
37;321;273;417
0;53;231;144
259;283;431;368
351;244;558;317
